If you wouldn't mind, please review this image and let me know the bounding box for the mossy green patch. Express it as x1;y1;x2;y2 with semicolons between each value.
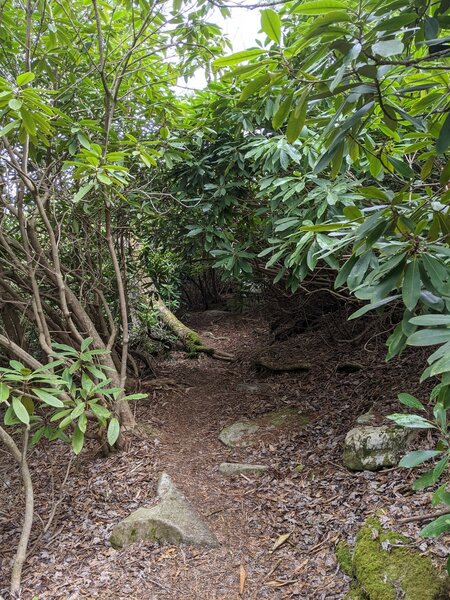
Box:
344;585;365;600
335;540;353;576
352;518;448;600
258;407;309;427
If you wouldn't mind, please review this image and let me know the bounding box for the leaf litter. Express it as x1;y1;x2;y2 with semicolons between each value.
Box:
1;308;449;599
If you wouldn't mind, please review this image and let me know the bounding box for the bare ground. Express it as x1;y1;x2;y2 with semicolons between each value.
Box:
1;309;449;599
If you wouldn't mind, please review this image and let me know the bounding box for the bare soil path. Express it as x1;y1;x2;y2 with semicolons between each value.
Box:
1;310;448;599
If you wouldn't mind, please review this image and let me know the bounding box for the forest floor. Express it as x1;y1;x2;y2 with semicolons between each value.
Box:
1;307;449;599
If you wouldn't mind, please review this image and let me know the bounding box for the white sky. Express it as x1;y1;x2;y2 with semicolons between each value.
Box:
186;5;263;90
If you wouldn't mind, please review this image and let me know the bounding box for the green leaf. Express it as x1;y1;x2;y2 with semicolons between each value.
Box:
372;40;404;57
261;9;281;44
372;13;418;31
12;396;30;424
399;450;442;468
4;404;19;425
31;426;47;445
107;417;120;446
212;49;264;70
0;382;10;402
123;393;148;401
413;468;437;490
77;132;91;149
402;260;421;311
387;156;414;178
72;425;84;455
335;255;357;288
272;95;293;130
74;182;94;202
97;173;112;185
81;337;93;352
239;74;270;102
78;413;87;433
410;315;450;326
387;413;435;428
32;388;64;407
348;295;401;320
50;409;71;422
286;90;308;144
16;72;35;86
407;328;450;347
8;98;22;111
71;402;85;420
398;393;425;411
0;120;19;136
420;514;450;538
430;354;450;377
294;0;347;15
437;111;450;155
90;402;111;420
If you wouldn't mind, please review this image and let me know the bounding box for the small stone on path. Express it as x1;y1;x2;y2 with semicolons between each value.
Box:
110;472;218;548
218;407;309;448
218;462;268;476
218;421;260;448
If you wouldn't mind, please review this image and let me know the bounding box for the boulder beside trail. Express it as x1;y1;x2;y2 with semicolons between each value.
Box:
343;424;411;471
110;473;218;548
336;518;449;599
218;462;268;476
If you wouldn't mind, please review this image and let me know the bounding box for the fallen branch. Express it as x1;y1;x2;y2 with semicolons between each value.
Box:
153;296;235;362
397;510;450;525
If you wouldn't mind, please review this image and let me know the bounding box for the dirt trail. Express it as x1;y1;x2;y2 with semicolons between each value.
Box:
1;310;447;600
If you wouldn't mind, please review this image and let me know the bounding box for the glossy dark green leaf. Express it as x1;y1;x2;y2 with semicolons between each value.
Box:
348;294;401;320
272;95;293;130
399;450;442;468
402;259;421;310
420;514;450;537
407;328;450;346
398;393;425;411
286;90;308;143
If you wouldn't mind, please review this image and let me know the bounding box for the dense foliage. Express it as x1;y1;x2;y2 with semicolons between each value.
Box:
1;0;450;591
158;0;450;544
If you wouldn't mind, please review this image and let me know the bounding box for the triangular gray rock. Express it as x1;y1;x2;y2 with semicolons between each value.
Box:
110;473;218;548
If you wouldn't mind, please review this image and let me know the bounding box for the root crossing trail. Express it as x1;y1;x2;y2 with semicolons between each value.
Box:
1;311;443;599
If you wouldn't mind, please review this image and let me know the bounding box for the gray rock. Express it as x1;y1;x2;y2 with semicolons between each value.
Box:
343;425;411;471
355;410;376;425
236;383;265;394
218;421;260;448
219;407;309;448
110;473;218;548
218;462;268;476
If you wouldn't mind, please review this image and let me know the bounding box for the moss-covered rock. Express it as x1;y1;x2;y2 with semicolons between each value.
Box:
344;586;365;600
110;473;218;548
351;518;448;600
343;425;411;471
335;540;353;576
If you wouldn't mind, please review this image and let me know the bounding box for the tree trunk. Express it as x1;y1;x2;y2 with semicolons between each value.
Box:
153;296;234;362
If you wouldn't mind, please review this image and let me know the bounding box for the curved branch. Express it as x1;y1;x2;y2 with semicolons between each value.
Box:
0;426;34;594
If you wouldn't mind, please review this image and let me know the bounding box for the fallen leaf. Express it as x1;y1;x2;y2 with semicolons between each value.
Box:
265;579;298;587
239;564;246;595
270;532;292;553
